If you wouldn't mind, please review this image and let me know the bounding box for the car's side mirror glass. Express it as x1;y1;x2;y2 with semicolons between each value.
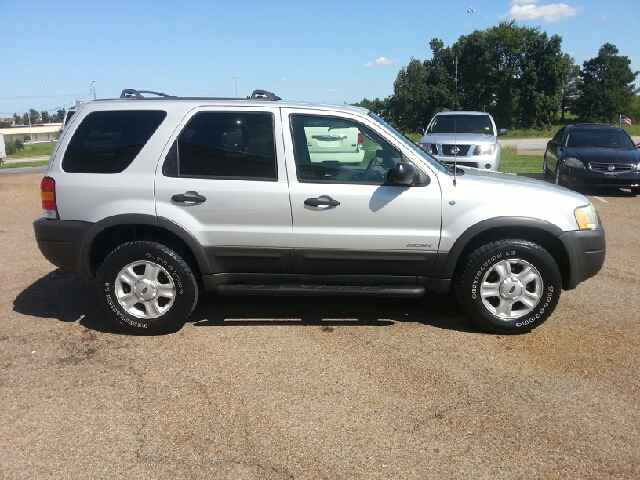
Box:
416;128;425;135
497;128;508;136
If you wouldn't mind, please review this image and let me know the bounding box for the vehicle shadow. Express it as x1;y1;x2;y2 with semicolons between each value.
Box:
12;271;120;334
13;271;479;334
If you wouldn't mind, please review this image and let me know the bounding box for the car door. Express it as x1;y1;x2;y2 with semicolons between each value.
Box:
282;108;442;278
546;127;565;173
154;107;293;275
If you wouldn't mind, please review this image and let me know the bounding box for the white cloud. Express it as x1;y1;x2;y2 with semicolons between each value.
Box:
325;88;337;93
501;3;580;23
364;57;398;67
511;0;538;4
595;14;608;21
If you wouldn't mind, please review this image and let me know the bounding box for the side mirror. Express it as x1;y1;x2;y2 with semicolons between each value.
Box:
387;162;416;186
416;128;424;135
497;128;508;136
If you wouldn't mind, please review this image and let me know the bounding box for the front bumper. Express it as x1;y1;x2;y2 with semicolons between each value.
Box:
561;167;640;188
558;221;606;290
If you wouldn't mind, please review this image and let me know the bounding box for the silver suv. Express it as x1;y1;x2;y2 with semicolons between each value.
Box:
33;89;605;335
418;111;508;171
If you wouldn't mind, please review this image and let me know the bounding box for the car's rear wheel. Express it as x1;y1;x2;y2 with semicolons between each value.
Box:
456;239;562;334
98;241;198;335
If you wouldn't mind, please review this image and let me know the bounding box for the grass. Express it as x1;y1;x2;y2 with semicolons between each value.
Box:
406;124;640;141
500;154;542;174
6;142;55;159
0;160;49;169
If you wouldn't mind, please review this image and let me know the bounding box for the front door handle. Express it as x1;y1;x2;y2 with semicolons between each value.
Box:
172;191;207;204
304;196;340;207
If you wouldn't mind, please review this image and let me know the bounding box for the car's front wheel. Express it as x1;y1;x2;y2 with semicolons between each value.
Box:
98;241;198;335
456;239;562;334
543;156;551;179
555;162;565;186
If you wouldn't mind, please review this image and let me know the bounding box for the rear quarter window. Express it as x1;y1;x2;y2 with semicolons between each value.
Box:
62;110;166;173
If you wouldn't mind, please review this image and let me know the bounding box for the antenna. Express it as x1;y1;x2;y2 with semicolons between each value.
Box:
453;117;458;186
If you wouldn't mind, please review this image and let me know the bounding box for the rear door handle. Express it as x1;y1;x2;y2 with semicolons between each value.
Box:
304;196;340;207
172;191;207;204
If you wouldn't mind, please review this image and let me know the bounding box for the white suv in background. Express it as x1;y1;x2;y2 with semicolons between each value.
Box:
419;111;508;171
33;89;604;335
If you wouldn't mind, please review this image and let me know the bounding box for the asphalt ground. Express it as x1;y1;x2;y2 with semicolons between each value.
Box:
0;172;638;479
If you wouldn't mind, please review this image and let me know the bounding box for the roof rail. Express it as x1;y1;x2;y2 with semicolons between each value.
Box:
118;88;281;101
120;89;175;99
248;90;281;101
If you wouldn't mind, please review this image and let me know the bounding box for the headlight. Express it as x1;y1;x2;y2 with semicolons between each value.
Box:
636;162;640;171
574;203;599;230
419;143;437;155
564;157;585;169
473;144;496;155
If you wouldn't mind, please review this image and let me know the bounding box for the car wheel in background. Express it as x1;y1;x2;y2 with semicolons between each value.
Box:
543;156;552;179
555;162;565;187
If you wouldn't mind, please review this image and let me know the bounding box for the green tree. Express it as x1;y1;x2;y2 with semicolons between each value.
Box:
54;108;67;123
455;21;566;129
560;55;580;121
387;39;457;131
352;97;390;118
573;43;638;123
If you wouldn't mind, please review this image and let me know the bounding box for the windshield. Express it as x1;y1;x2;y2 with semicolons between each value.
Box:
564;129;636;149
368;112;448;173
427;114;494;135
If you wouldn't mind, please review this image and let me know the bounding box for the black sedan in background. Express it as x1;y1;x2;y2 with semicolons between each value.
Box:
544;123;640;193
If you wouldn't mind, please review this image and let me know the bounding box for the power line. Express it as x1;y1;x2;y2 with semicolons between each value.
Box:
0;92;88;100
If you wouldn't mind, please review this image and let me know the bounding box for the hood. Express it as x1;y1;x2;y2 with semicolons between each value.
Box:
564;147;640;165
421;133;496;145
452;167;588;202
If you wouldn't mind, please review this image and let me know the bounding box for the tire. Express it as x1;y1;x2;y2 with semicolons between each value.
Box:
456;239;561;334
555;162;565;187
98;241;198;335
543;156;551;179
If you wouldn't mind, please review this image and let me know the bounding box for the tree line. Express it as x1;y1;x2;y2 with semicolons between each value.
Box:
355;21;638;132
1;108;68;128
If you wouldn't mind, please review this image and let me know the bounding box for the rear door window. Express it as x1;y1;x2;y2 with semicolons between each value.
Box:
62;110;166;173
162;112;277;180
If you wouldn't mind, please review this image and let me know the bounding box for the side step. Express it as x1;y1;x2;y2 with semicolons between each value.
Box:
216;284;425;298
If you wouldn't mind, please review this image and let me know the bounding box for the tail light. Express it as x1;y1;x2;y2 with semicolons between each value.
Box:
357;132;363;150
40;177;59;219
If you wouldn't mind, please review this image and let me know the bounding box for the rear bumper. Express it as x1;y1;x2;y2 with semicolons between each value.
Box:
558;221;606;290
33;218;101;278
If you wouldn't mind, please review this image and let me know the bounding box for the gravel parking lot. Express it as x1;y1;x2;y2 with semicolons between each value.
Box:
1;172;638;479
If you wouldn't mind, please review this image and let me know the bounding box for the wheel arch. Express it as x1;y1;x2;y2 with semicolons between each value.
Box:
437;217;572;290
88;214;210;281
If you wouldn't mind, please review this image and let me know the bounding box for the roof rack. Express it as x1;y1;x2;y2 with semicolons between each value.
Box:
248;90;281;101
120;89;175;99
119;88;281;101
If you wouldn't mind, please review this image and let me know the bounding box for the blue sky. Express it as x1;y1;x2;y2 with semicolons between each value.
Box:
1;0;638;117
